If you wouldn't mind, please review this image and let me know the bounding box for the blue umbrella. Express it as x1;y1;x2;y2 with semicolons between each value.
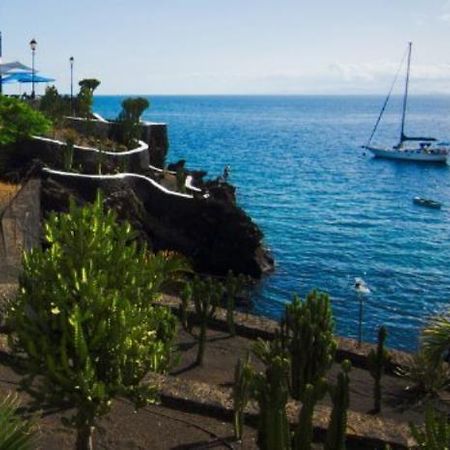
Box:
2;72;55;83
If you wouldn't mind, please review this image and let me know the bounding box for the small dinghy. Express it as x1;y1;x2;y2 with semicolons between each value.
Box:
413;197;442;209
354;277;370;295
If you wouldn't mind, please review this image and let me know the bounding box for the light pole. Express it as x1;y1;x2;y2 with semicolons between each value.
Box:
69;56;74;114
29;38;37;99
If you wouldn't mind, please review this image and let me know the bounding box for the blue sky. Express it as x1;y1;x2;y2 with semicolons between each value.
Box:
2;0;450;95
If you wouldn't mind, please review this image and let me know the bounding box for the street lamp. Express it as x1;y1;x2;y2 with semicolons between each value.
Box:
69;56;74;113
29;38;37;99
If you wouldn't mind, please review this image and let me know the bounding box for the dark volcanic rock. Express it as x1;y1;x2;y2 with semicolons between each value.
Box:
40;172;273;278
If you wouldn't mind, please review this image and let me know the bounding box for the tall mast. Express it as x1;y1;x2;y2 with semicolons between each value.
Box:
400;41;412;144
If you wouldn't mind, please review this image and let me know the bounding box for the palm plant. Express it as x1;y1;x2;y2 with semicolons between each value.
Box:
0;393;35;450
410;404;450;449
422;315;450;366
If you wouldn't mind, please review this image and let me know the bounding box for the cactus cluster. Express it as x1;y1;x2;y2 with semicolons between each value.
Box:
224;271;247;336
233;354;253;441
280;291;337;400
324;360;351;450
367;326;389;413
293;378;327;450
251;339;291;450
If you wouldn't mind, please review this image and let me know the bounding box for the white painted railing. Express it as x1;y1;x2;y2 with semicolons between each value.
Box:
32;135;149;156
42;168;195;199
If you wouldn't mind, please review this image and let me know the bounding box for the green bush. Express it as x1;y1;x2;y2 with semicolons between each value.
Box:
77;79;101;118
0;393;35;450
0;96;51;146
7;193;190;450
39;85;71;123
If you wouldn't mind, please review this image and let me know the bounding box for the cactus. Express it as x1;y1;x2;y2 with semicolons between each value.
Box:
179;282;193;332
225;271;246;336
293;378;328;450
282;291;337;400
324;360;351;450
192;276;223;366
252;338;291;450
233;354;253;442
367;326;390;413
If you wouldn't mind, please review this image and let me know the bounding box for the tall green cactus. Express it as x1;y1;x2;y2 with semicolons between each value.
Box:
282;291;337;400
252;338;291;450
293;378;328;450
367;326;390;413
233;354;253;442
324;360;351;450
192;276;223;366
225;271;246;336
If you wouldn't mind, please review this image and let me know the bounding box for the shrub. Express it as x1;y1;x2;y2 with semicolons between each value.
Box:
0;393;35;450
0;96;51;146
39;85;71;123
397;349;450;397
422;314;450;367
77;79;101;118
7;193;190;450
116;97;149;148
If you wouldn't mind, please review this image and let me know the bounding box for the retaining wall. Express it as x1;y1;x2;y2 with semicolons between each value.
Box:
0;179;41;283
65;117;168;168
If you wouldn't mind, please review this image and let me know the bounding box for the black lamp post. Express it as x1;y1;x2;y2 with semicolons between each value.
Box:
29;38;37;99
70;56;74;113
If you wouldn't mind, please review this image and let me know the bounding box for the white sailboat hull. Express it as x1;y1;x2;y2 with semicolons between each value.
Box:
366;146;448;163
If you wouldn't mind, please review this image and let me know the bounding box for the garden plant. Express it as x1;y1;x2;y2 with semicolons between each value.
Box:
7;193;189;450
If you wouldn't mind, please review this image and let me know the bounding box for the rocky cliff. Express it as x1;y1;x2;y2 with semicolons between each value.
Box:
39;169;274;278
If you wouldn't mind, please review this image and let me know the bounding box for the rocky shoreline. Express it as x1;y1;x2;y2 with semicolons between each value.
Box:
0;117;274;281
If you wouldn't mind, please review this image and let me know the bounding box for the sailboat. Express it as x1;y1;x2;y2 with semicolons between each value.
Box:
363;42;450;163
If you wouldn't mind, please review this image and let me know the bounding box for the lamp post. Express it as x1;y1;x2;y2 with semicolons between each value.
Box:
69;56;74;114
29;38;37;99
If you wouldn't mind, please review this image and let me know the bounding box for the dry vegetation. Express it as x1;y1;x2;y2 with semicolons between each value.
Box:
0;181;20;209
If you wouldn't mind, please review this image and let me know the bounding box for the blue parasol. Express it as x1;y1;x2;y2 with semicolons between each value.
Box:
2;72;55;83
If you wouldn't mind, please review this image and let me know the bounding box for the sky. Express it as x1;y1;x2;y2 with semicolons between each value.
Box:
2;0;450;95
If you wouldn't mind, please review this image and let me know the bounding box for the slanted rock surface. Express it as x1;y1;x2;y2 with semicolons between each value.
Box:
40;170;273;277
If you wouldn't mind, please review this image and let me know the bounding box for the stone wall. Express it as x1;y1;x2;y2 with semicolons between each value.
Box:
65;117;168;168
0;178;41;283
18;137;150;174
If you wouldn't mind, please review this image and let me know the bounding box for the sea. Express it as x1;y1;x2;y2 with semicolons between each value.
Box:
93;95;450;352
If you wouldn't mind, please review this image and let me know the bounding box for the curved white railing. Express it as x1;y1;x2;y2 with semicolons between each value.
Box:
185;175;202;193
35;120;207;199
32;136;149;156
42;168;195;199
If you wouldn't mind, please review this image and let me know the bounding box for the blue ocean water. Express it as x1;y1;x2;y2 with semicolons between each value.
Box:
94;95;450;351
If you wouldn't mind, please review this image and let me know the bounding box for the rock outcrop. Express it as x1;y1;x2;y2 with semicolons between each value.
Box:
39;171;274;278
